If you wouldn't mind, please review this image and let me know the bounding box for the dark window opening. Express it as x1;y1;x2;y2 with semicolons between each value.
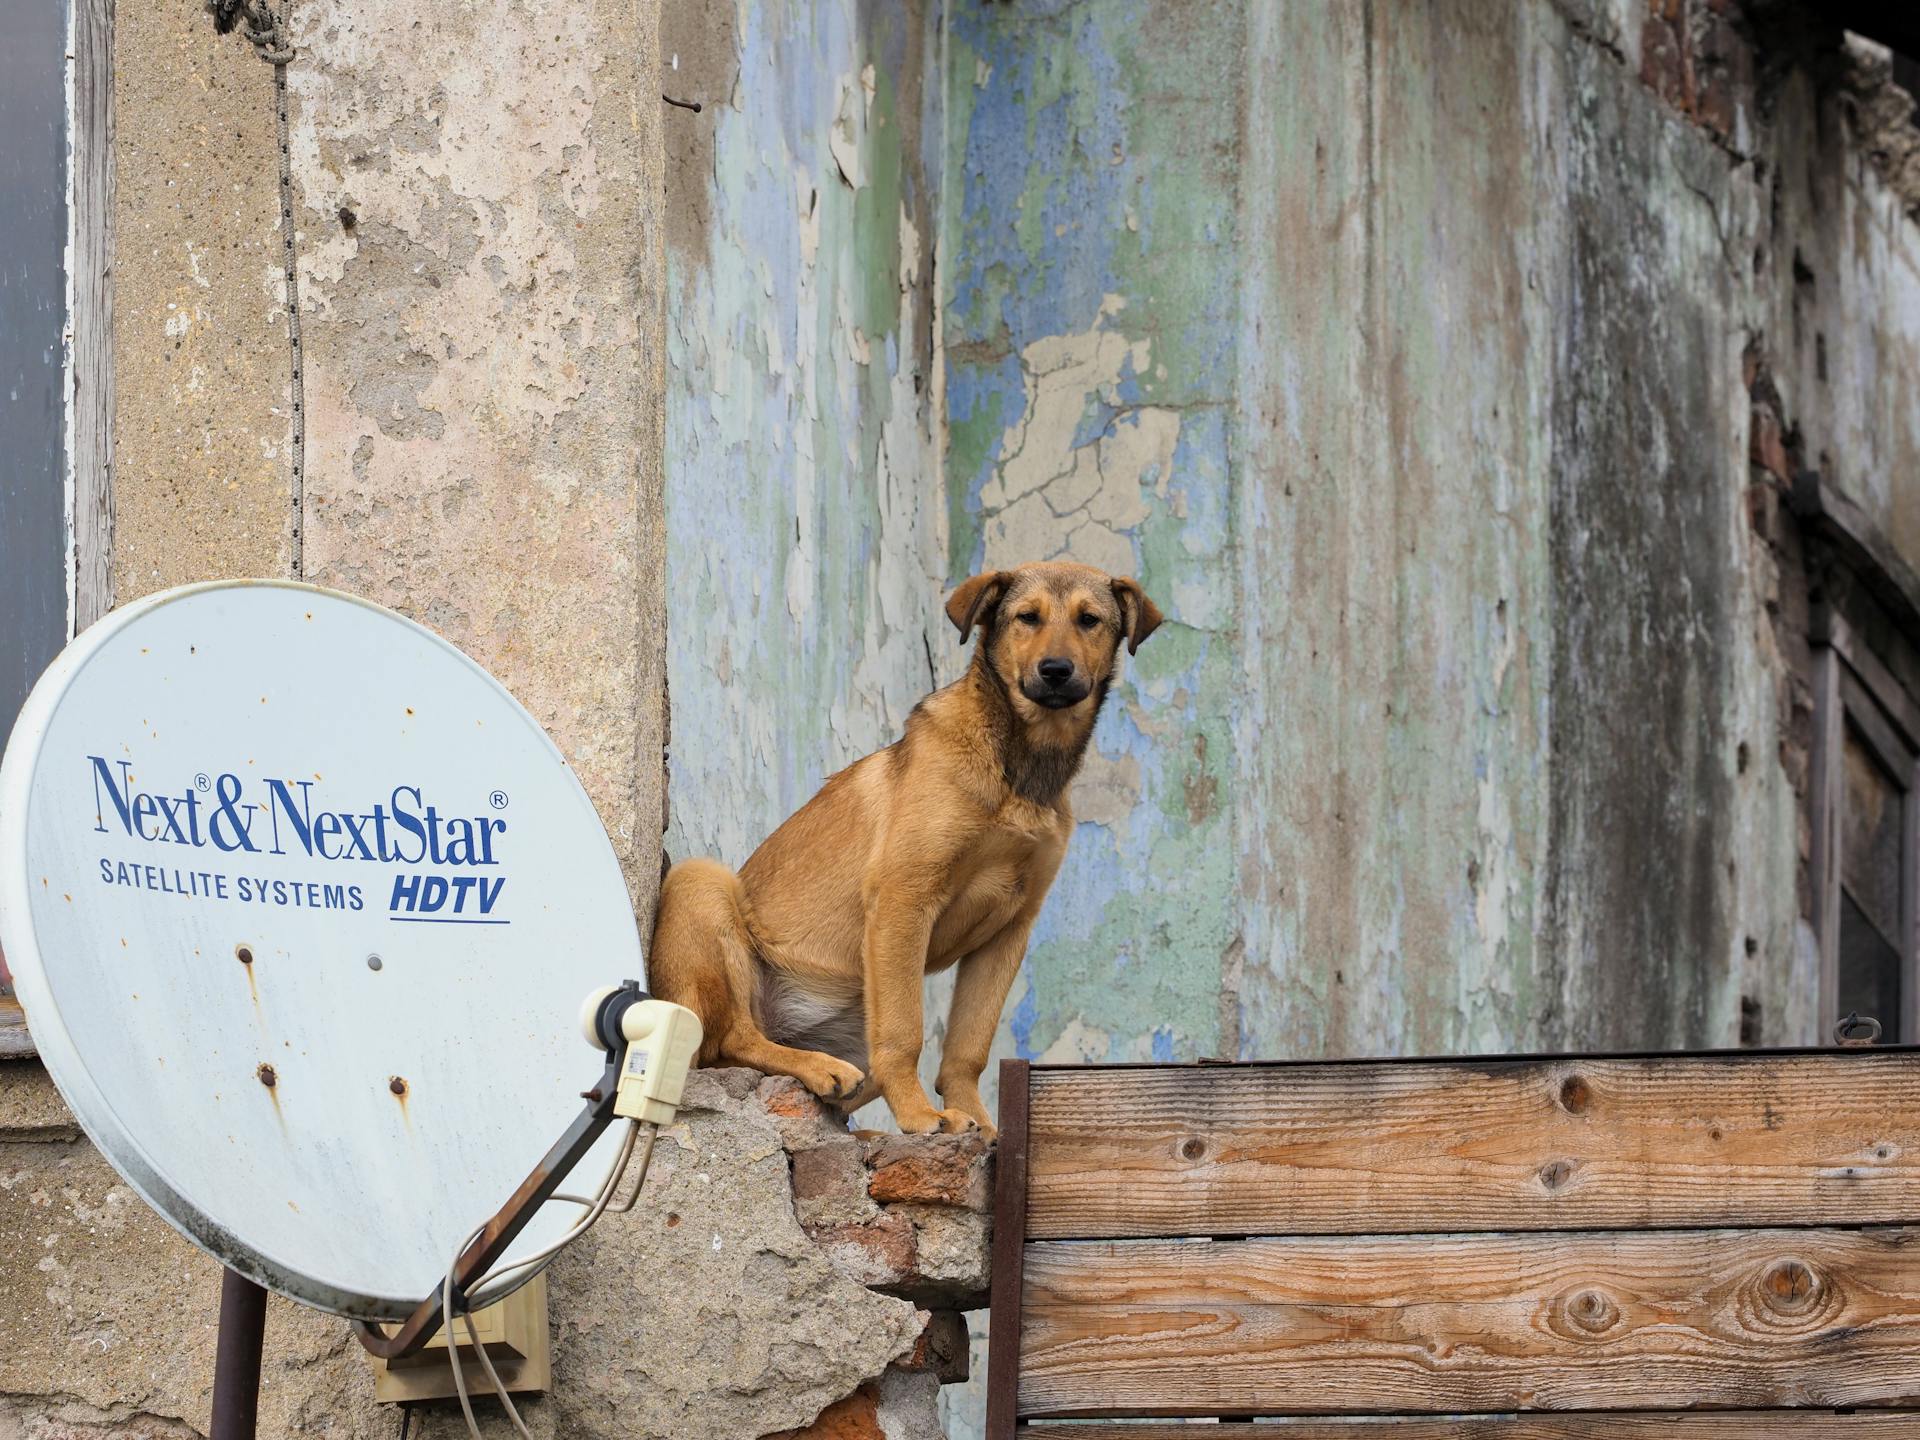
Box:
1894;52;1920;127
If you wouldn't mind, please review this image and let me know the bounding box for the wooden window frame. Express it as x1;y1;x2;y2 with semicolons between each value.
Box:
0;0;112;1062
1809;604;1920;1042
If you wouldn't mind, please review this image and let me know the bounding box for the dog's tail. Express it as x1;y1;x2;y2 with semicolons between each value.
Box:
647;856;759;1067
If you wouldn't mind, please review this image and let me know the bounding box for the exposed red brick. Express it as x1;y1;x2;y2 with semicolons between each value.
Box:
1638;0;1750;149
1750;406;1790;482
761;1074;830;1121
791;1138;866;1203
1641;14;1688;112
767;1383;884;1440
804;1213;918;1287
864;1132;991;1210
1746;479;1783;549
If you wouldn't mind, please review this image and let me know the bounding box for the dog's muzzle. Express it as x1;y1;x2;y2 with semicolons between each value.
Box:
1022;677;1091;709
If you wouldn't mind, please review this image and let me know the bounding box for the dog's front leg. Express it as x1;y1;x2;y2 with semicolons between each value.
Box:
937;910;1043;1140
862;882;974;1134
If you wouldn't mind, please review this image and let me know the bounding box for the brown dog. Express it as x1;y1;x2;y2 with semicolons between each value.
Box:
647;561;1163;1135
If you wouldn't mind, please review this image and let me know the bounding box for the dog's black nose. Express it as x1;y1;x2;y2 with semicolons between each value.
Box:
1038;657;1075;686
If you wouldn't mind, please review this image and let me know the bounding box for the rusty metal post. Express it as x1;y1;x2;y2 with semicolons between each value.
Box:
211;1268;267;1440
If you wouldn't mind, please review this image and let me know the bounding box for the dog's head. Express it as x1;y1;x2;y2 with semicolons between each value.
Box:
946;562;1164;720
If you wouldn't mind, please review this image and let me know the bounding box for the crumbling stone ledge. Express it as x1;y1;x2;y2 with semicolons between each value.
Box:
763;1073;993;1318
0;1060;992;1439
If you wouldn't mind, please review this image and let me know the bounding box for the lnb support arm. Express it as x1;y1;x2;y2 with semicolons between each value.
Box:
350;981;643;1360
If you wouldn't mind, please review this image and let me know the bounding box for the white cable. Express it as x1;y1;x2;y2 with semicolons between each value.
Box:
443;1120;661;1439
466;1304;533;1439
464;1120;643;1309
443;1234;487;1439
445;1123;634;1437
605;1123;659;1215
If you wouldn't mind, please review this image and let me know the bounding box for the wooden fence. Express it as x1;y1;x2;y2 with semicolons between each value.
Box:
987;1048;1920;1437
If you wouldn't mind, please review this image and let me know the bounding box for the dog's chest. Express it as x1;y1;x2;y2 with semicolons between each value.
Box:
927;810;1066;966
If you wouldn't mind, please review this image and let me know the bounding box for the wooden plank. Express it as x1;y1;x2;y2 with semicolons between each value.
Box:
1791;472;1920;649
1026;1053;1920;1239
1822;607;1920;755
1021;1417;1920;1438
1019;1228;1920;1418
1813;645;1847;1040
1841;669;1916;783
68;0;115;631
0;996;32;1060
987;1058;1032;1440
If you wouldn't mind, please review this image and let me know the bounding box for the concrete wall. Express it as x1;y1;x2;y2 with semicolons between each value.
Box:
107;0;669;905
0;1061;977;1438
108;1;289;592
2;0;684;1433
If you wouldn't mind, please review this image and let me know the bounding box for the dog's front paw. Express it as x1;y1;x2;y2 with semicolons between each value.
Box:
938;1090;997;1138
796;1055;866;1103
890;1104;946;1135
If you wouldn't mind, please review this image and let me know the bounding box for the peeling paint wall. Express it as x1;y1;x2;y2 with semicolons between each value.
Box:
657;0;1920;1078
662;0;949;885
658;0;1893;1084
935;0;1920;1076
105;0;669;903
1767;40;1920;564
942;2;1242;1072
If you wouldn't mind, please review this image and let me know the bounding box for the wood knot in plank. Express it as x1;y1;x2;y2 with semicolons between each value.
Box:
1738;1255;1840;1335
1538;1158;1579;1191
1556;1287;1620;1335
1764;1259;1817;1309
1557;1075;1592;1115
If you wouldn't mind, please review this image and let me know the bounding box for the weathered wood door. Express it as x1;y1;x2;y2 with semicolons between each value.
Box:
988;1050;1920;1436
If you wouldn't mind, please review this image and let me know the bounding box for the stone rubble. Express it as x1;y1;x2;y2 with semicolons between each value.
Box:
0;1063;992;1439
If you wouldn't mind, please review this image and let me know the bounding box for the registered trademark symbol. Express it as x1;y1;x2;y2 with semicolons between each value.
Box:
489;790;509;810
195;773;212;793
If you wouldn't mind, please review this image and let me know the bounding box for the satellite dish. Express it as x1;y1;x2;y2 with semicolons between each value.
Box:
0;580;643;1320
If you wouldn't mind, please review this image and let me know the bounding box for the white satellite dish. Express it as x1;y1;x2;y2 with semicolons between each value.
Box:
0;580;644;1322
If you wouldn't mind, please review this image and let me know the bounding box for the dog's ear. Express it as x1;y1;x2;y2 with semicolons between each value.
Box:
1110;576;1164;654
946;570;1011;640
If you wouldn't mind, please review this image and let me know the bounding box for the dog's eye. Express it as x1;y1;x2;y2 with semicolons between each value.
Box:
1077;613;1101;629
1016;611;1041;627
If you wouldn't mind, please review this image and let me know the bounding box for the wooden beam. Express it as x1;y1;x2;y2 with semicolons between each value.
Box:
1026;1053;1920;1239
1812;645;1847;1039
1815;607;1920;753
1019;1416;1920;1438
69;0;114;632
0;996;32;1060
986;1058;1031;1440
1018;1227;1920;1418
1791;472;1920;649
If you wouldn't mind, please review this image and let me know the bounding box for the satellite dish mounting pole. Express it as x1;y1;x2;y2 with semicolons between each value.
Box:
211;1268;268;1440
